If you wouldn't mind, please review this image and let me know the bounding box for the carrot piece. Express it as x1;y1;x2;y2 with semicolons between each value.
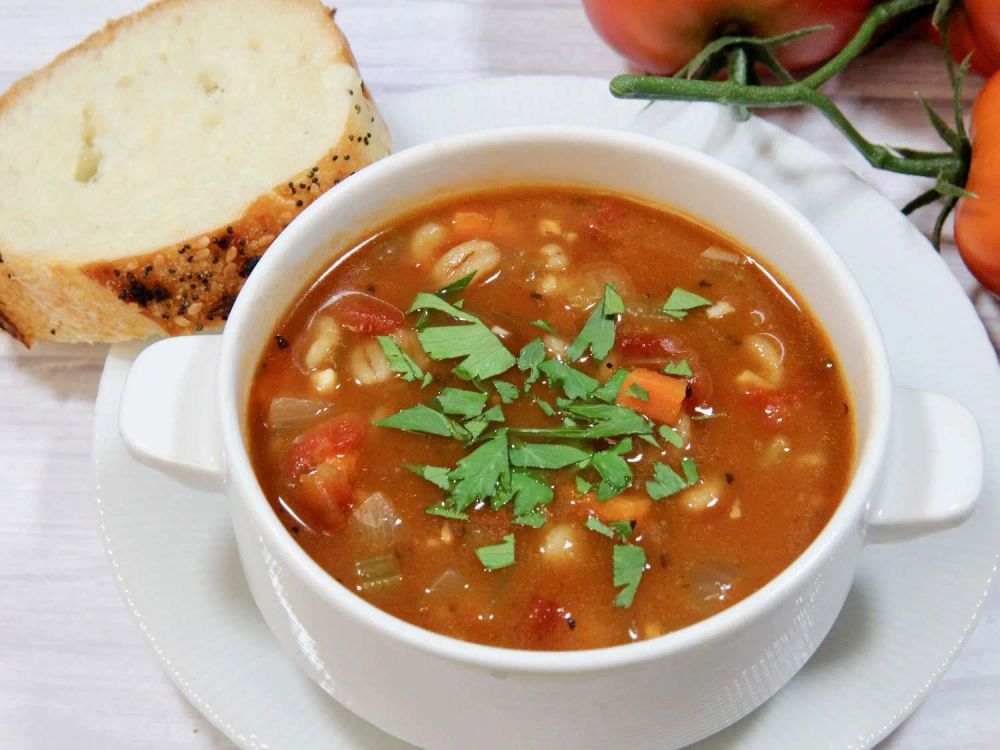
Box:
587;494;652;522
616;367;686;424
451;211;493;239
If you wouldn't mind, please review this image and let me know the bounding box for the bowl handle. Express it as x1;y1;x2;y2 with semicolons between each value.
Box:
865;386;983;544
118;335;226;493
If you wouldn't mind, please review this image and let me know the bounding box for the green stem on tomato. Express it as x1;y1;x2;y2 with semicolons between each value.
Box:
609;0;963;181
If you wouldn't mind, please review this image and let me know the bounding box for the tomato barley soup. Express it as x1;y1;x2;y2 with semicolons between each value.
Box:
247;188;854;651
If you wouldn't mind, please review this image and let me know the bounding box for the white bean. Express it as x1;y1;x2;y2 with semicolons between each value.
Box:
760;435;791;466
410;222;448;261
538;218;562;236
350;339;392;385
678;476;724;513
432;239;500;286
543;335;568;358
536;273;559;295
302;316;341;371
744;334;784;382
540;524;580;562
309;368;338;394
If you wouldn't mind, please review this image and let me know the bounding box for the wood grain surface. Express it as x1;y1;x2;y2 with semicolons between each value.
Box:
0;2;997;749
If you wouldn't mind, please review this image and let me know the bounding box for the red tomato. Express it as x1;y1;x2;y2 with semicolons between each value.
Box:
582;0;873;75
296;455;358;531
956;72;1000;295
525;596;569;639
741;387;806;423
928;0;1000;76
328;293;404;335
284;413;368;476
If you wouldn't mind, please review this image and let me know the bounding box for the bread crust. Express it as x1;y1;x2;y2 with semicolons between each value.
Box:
0;0;390;346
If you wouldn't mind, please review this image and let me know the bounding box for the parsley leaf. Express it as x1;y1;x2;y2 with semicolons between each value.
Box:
510;442;591;469
531;319;558;334
517;338;546;388
448;430;510;510
566;285;624;362
406;464;452;490
592;368;630;403
377;336;427;384
585;516;633;542
513;510;547;528
511;403;652;440
374;404;465;439
658;424;685;448
437;387;488;417
494;380;520;404
434;272;477;297
533;397;556;416
592;438;633;499
510;470;554;517
625;382;649;401
661;287;712;320
408;292;480;323
575;475;594;493
476;533;515;570
646;461;689;499
539;359;599;400
681;455;700;485
663;359;693;377
613;544;647;607
418;323;516;380
425;503;469;520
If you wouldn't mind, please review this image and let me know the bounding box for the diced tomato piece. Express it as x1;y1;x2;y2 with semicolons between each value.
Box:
451;210;493;239
616;332;683;359
329;293;404;335
617;368;687;425
742;387;806;423
585;198;628;241
525;595;567;640
284;413;367;476
295;455;357;530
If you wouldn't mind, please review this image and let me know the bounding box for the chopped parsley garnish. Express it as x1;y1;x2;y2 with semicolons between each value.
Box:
576;475;594;493
510;442;591;469
377;336;428;385
591;368;630;403
418;323;516;381
646;456;701;500
658;424;685;448
437;387;488;417
539;359;599;400
406;464;452;490
494;380;520;404
613;544;647;607
425;503;469;520
585;516;632;542
511;403;652;440
592;438;634;499
517;338;546;388
531;319;558;334
513;510;547;527
448;430;510;510
567;285;624;362
509;470;554;518
663;359;694;377
374;404;464;438
434;271;477;297
681;456;700;485
533;397;556;416
625;382;649;401
661;287;712;320
476;534;516;570
408;292;480;323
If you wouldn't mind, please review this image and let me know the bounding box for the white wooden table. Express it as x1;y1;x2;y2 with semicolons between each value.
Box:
1;2;997;748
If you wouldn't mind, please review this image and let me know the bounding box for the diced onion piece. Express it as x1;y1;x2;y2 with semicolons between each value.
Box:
735;369;774;389
425;567;465;597
543;334;568;358
266;397;332;429
701;246;744;264
760;434;791;466
729;498;743;520
642;622;664;640
410;222;448;261
798;452;827;468
355;554;402;592
675;411;693;445
432;239;500;287
538;218;562;236
706;300;735;319
351;491;401;551
678;476;724;513
491;324;512;339
563;262;634;309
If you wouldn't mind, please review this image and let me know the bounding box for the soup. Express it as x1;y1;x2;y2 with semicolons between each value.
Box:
246;188;854;651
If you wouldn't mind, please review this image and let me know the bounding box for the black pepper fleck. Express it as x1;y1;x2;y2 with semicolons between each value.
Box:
565;615;577;631
725;472;735;484
296;199;304;207
275;335;289;349
698;279;711;288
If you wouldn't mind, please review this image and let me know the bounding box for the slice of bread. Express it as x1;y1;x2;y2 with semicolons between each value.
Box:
0;0;390;346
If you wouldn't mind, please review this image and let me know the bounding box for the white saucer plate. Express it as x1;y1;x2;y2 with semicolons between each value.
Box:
93;76;1000;750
